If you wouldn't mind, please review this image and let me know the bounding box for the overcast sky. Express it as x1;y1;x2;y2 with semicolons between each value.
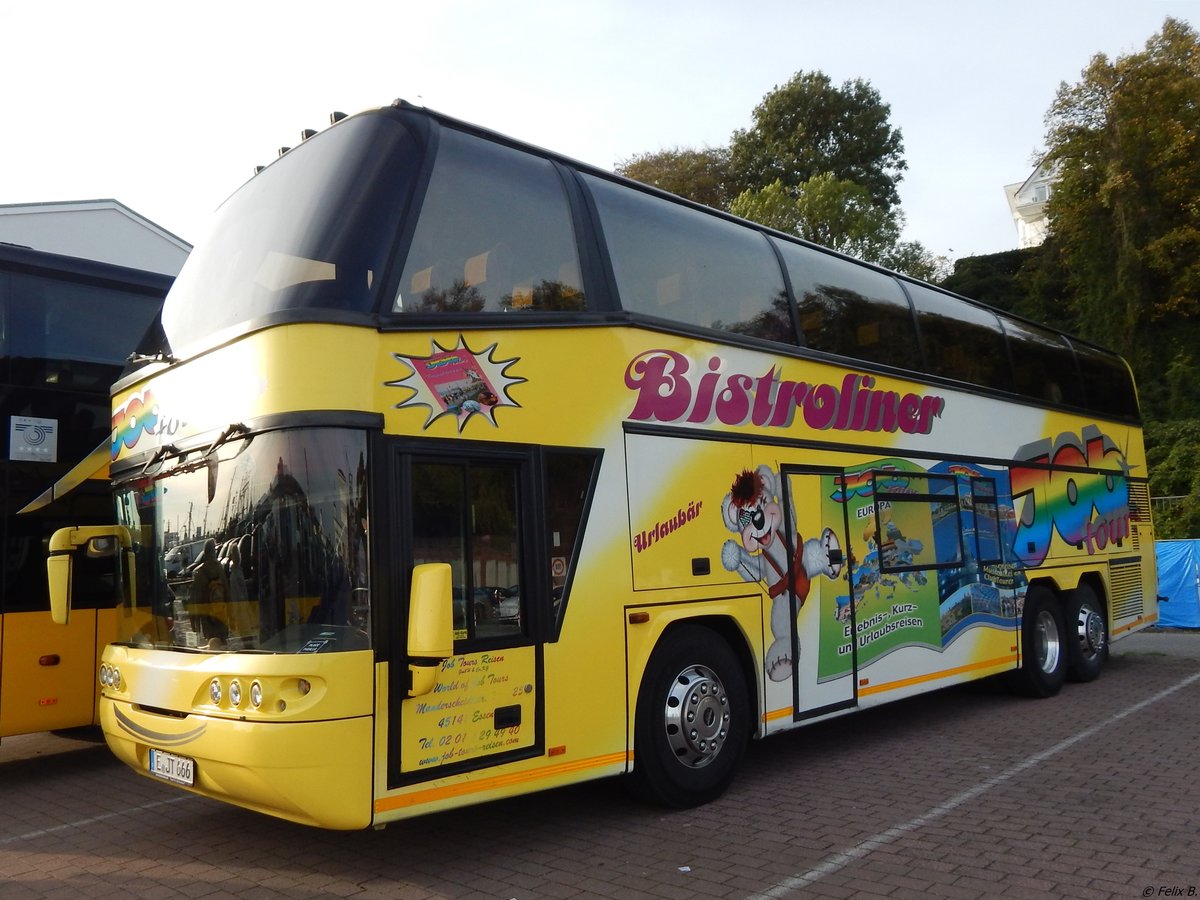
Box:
2;1;1195;261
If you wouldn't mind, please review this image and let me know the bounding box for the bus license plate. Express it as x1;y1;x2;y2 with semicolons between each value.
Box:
148;749;195;786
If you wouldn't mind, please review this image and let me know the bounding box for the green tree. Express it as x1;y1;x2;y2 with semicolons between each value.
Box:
728;71;906;211
940;249;1037;313
613;70;945;280
614;146;733;209
937;245;1074;328
1145;418;1200;538
1043;17;1200;417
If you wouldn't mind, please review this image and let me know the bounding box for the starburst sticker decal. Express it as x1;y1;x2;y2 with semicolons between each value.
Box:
386;337;525;431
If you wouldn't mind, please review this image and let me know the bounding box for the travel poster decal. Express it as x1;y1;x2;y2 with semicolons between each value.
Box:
387;337;525;431
817;459;1022;681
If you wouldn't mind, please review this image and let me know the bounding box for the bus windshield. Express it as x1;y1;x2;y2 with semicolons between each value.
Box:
160;112;420;355
114;427;370;654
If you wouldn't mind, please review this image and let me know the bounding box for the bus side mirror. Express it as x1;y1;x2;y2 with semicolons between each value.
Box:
47;536;74;625
46;526;136;626
407;563;454;697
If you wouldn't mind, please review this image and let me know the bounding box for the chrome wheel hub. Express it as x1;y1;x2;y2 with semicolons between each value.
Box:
1076;605;1106;659
1035;609;1061;675
663;664;730;769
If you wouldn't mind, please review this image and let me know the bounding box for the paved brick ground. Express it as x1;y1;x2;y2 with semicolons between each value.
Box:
1;630;1197;899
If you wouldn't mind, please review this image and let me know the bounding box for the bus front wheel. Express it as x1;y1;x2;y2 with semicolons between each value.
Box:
1008;586;1067;698
630;624;748;808
1065;584;1108;682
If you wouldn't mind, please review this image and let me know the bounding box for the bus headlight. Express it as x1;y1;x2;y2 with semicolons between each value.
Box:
98;664;109;687
209;678;222;706
250;681;263;708
229;680;242;708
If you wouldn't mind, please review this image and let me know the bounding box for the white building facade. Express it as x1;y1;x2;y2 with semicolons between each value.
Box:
1004;161;1057;249
0;199;190;276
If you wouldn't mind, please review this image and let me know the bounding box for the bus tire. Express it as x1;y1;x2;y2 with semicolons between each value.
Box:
630;624;748;808
1064;584;1108;682
1007;586;1067;698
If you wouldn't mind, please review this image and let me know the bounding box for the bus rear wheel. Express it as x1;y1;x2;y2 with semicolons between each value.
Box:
630;624;748;808
1007;586;1067;698
1064;584;1108;682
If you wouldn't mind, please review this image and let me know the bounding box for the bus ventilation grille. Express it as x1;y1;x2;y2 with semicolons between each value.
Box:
1127;481;1151;523
1109;561;1145;621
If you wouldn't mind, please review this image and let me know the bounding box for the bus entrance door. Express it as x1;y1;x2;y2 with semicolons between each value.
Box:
385;454;543;795
782;468;857;722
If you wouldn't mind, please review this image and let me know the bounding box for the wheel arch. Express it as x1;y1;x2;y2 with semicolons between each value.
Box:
1074;571;1109;618
631;613;761;741
1023;570;1110;621
626;614;757;807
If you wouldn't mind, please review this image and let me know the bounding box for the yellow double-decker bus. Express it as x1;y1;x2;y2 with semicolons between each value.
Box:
47;101;1156;829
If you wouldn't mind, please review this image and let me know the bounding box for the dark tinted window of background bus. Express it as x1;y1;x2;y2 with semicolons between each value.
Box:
999;315;1085;408
2;482;114;614
397;129;586;314
0;270;161;390
1073;342;1140;419
583;175;795;344
906;282;1012;391
772;239;920;370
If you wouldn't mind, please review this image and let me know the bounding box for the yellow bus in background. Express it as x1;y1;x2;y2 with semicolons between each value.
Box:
47;102;1156;828
1;244;167;743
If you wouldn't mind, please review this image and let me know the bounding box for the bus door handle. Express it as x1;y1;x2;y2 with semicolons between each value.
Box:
39;654;62;666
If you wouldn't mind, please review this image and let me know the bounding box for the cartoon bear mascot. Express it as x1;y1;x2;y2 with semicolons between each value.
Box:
720;465;844;682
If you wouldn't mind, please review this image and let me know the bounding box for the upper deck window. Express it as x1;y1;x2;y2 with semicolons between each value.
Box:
395;129;586;314
1000;315;1084;408
583;176;795;344
906;282;1011;391
773;239;920;370
1073;342;1139;418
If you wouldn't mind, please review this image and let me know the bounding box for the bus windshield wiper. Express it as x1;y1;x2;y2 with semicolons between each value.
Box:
138;423;251;480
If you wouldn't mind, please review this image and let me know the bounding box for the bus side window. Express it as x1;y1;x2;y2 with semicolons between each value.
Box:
970;478;1004;565
410;459;524;644
1073;342;1140;419
583;175;795;346
906;281;1012;391
396;128;586;314
772;238;920;370
543;450;600;633
1000;315;1085;408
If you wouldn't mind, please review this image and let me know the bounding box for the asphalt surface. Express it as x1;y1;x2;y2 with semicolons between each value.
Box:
1;629;1197;899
